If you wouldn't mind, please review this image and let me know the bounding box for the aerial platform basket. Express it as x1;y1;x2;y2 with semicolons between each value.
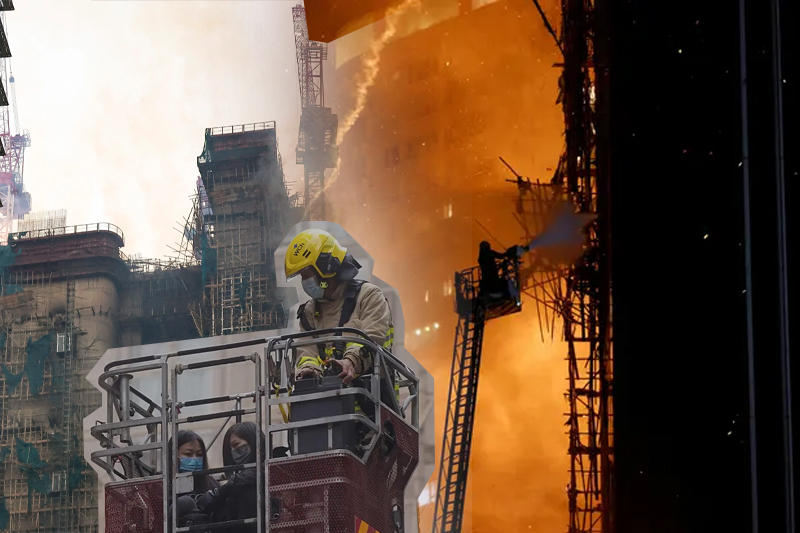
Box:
92;328;420;533
454;257;522;320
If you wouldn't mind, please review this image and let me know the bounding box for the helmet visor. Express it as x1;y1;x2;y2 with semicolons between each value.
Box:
286;266;317;282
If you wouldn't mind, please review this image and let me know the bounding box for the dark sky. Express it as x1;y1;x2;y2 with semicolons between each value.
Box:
610;0;797;532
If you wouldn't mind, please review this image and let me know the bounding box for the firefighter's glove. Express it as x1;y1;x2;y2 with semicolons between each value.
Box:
296;367;321;380
330;358;356;385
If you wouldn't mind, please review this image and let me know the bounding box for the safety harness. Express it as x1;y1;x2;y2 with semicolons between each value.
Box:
297;279;369;362
296;279;400;413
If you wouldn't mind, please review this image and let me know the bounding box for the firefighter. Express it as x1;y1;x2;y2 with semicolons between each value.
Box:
478;240;507;298
285;229;394;384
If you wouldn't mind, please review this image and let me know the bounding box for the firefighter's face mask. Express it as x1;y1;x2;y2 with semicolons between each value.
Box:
301;269;329;301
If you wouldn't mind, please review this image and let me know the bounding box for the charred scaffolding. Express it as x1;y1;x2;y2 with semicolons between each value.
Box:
554;0;613;531
0;223;129;533
513;0;614;530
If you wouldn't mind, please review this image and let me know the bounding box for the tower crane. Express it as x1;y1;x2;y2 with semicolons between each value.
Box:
292;4;339;221
0;6;31;245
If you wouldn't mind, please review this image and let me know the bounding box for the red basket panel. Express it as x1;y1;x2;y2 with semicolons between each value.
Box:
268;407;419;533
105;477;165;533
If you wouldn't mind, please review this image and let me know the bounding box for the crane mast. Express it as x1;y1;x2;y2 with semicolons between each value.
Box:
9;71;18;134
292;4;338;221
0;5;31;246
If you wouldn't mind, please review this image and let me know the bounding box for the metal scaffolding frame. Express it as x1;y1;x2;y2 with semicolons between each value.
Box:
555;0;613;531
195;122;298;338
525;0;613;530
0;274;97;533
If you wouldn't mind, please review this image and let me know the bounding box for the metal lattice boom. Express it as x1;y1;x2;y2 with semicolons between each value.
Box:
292;4;338;222
0;11;30;245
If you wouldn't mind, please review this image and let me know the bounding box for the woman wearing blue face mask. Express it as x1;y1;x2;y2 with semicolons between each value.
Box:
172;430;218;492
167;430;219;529
196;422;265;533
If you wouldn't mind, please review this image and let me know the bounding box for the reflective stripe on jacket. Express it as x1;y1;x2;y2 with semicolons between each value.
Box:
296;281;393;375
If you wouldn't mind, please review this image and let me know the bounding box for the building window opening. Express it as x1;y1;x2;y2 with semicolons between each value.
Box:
443;281;453;297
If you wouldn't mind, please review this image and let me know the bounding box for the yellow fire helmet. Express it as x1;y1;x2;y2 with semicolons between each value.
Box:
285;229;348;280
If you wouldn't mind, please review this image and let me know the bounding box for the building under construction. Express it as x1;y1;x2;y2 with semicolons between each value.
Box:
192;122;301;337
0;122;299;533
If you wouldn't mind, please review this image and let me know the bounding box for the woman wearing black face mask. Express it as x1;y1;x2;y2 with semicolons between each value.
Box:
196;422;265;533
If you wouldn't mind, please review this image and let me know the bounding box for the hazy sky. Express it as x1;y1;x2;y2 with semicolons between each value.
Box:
9;1;305;259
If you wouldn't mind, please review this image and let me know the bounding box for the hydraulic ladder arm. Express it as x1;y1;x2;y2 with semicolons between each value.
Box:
432;259;521;533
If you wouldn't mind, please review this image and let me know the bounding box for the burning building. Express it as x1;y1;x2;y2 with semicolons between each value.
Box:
324;0;566;530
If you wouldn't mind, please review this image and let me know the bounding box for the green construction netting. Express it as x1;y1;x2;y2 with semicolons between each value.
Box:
68;453;87;490
23;332;54;396
16;436;47;469
16;437;52;513
0;497;8;531
22;467;52;513
0;332;54;396
200;233;217;289
0;331;5;351
22;467;51;493
0;244;20;281
4;284;23;295
0;365;23;394
0;447;10;463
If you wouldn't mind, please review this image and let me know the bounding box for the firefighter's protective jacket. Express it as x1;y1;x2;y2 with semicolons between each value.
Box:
295;280;394;375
